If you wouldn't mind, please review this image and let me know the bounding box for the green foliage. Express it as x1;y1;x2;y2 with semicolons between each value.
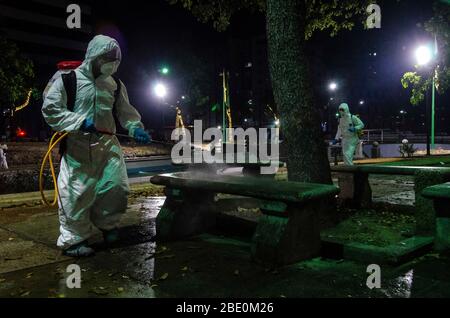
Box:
168;0;372;38
304;0;371;39
0;36;35;108
401;72;430;105
168;0;265;31
401;1;450;106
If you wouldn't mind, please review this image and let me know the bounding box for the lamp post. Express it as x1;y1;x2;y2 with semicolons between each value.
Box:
327;81;338;134
154;82;168;132
415;44;437;155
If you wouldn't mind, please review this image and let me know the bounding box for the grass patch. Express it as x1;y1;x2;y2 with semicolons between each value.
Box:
322;209;416;247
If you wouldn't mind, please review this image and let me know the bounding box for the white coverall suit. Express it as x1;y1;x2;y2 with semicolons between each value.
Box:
42;35;144;249
0;145;8;169
335;103;364;166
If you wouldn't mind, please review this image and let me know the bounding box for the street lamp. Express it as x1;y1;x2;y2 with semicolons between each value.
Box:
415;43;437;155
326;82;338;134
329;82;338;91
415;46;433;66
154;82;168;131
154;83;167;99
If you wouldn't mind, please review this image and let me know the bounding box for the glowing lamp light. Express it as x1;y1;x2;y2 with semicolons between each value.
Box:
415;45;433;66
154;83;167;99
329;82;338;91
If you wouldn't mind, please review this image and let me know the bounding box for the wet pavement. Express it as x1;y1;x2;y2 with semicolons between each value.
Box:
1;178;449;298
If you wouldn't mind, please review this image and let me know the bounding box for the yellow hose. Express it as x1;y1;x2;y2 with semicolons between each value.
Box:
39;132;68;207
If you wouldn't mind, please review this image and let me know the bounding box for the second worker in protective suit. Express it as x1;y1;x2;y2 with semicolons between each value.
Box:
42;35;150;257
334;103;364;166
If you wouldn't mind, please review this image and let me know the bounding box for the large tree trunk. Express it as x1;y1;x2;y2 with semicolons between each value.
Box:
266;0;332;184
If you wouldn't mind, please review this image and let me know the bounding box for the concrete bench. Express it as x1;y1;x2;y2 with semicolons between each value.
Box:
331;165;450;234
150;172;339;266
422;183;450;251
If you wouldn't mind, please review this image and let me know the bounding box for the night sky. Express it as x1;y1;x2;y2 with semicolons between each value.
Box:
7;0;449;136
92;0;443;134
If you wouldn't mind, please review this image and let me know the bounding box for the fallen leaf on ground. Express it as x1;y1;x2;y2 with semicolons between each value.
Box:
150;284;158;288
117;287;124;293
89;288;109;295
181;266;188;271
4;256;22;261
155;246;168;254
159;273;169;281
20;291;30;297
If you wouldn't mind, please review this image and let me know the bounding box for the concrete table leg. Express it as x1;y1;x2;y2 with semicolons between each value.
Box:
251;200;321;266
337;172;372;208
156;187;216;241
433;199;450;251
414;171;447;235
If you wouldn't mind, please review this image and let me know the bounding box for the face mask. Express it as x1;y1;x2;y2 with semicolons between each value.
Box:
100;61;118;76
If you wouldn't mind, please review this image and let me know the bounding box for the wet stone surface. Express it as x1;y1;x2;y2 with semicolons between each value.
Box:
1;178;450;298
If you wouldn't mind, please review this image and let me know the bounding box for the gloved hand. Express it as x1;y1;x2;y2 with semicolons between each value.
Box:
348;127;356;133
132;128;151;144
80;118;97;133
331;139;338;145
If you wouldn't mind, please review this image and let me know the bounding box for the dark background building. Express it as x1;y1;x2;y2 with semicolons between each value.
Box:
0;0;448;140
0;0;94;139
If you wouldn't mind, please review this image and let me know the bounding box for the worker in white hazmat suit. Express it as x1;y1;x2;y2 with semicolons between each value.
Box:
0;144;8;169
333;103;364;166
42;35;150;257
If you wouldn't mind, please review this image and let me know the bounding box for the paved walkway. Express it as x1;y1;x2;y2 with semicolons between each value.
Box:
1;176;450;298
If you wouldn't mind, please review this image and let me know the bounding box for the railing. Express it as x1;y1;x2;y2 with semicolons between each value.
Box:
362;129;386;143
361;130;450;144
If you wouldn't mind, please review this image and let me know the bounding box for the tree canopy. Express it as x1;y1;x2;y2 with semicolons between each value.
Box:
168;0;371;37
0;36;35;110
